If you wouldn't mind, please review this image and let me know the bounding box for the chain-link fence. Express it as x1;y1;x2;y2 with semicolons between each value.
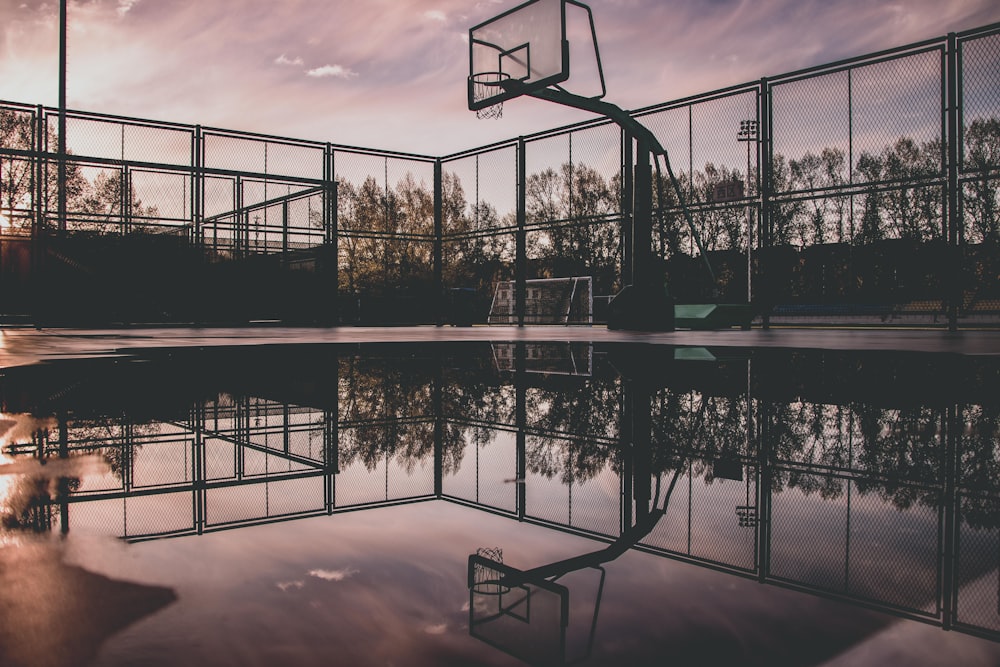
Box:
4;24;997;326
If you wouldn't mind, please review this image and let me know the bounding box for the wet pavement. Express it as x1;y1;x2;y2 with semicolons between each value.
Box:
1;325;999;369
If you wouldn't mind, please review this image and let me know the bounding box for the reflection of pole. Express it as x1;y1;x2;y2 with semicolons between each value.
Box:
756;394;772;583
193;403;206;535
738;120;758;305
433;348;443;498
942;403;959;630
516;139;527;327
59;414;69;535
623;376;652;523
515;343;527;520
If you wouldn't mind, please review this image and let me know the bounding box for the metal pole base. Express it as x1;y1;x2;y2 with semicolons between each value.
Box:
607;285;675;332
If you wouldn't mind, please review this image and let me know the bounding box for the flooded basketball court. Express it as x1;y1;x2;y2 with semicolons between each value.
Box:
2;331;1000;666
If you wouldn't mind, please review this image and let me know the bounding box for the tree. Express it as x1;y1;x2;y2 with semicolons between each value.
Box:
854;137;943;243
77;169;159;233
964;117;1000;244
0;108;87;232
789;147;849;244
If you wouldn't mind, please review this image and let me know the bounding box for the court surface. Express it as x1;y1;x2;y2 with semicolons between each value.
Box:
2;325;999;369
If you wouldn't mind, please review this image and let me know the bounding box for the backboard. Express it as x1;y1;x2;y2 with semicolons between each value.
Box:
468;0;570;112
468;551;572;665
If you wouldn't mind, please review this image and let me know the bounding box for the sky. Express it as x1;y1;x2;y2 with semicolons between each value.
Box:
1;0;999;157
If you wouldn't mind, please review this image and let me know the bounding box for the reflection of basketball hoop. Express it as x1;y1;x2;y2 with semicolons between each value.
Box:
472;547;510;594
470;72;511;119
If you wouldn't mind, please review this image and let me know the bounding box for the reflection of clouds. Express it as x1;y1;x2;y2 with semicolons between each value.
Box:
3;0;994;155
423;622;447;635
308;567;359;582
0;413;57;449
276;580;304;591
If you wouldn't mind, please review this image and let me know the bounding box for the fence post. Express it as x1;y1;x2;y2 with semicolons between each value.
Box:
759;77;772;329
122;165;131;235
434;159;443;326
281;199;289;257
516;138;527;327
191;126;204;249
946;33;960;331
324;143;338;324
622;129;634;289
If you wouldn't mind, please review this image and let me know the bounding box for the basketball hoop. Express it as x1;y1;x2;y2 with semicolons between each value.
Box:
472;547;510;594
471;72;511;119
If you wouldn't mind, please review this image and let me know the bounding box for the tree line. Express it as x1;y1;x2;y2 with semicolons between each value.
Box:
3;107;999;298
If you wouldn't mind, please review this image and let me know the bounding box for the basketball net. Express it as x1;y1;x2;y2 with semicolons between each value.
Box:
472;72;511;120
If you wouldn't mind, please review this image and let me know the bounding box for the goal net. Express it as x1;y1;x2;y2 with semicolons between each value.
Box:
488;276;593;325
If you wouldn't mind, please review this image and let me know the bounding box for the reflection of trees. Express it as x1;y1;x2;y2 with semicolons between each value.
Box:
958;404;1000;530
651;391;749;480
524;377;622;484
336;355;436;473
56;420;163;484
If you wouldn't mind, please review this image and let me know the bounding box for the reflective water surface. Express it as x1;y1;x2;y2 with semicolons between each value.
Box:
2;341;1000;666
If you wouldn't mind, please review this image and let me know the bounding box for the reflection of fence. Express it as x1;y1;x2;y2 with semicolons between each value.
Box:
5;344;1000;640
2;23;999;325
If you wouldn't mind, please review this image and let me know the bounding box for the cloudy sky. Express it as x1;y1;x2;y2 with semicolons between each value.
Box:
1;0;999;156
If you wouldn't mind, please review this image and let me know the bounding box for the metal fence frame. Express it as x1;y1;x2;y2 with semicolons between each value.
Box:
2;23;999;326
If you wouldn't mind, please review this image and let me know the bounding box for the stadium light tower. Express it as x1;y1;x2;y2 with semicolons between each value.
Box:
737;119;757;303
58;0;68;234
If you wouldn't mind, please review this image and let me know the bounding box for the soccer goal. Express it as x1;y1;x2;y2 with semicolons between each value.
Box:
488;276;593;325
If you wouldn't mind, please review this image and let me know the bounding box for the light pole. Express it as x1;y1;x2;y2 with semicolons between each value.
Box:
58;0;67;234
737;120;758;304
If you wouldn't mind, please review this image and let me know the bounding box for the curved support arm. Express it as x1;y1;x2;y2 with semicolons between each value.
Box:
527;88;664;155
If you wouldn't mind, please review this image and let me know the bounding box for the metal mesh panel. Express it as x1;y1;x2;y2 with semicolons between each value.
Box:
477;431;519;512
440;147;519;319
687;464;757;570
205;481;268;525
772;70;850;173
286;424;327;464
959;31;1000;322
204;437;237;481
851;50;944;178
121;492;194;539
266;476;325;516
441;427;518;513
642;465;693;555
56;115;125;162
65;498;125;537
122;123;192;166
526;468;569;525
844;486;939;612
771;479;850;590
441;429;478;503
203;133;268;175
129;169;190;230
130;437;194;489
955;505;1000;633
567;461;620;537
692;92;759;194
961;32;1000;140
387;444;436;501
334;426;389;506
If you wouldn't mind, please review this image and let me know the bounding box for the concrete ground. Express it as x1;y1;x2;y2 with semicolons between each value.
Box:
1;325;999;369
